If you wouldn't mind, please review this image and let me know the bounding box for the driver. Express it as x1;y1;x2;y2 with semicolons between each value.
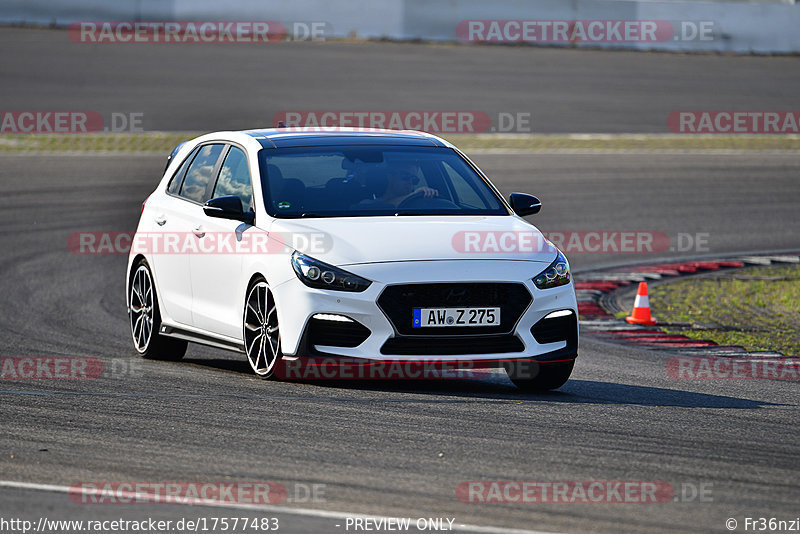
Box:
380;163;438;207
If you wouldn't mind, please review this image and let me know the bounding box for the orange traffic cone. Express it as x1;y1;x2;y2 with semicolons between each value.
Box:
626;282;656;325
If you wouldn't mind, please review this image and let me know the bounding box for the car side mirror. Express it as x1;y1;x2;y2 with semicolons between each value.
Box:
509;193;541;216
203;195;255;224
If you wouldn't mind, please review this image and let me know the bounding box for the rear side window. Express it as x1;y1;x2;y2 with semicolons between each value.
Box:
180;144;225;203
212;146;253;211
167;147;199;195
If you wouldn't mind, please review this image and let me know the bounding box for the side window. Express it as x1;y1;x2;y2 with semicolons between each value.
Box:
179;144;225;203
212;146;253;211
167;147;199;195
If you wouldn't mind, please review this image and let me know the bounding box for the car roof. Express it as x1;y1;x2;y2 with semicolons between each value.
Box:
242;127;451;149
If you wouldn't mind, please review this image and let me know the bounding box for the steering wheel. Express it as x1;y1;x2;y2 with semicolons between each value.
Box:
397;190;459;210
396;189;427;209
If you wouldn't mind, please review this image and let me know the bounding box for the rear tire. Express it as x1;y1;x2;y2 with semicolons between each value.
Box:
129;260;187;361
505;359;574;391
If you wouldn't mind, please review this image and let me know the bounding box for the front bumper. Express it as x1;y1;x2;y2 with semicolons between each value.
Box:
271;260;579;362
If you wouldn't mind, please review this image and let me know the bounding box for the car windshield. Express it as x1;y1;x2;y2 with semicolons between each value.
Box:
258;146;509;218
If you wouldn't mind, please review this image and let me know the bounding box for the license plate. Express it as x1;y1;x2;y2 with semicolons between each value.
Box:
412;307;500;327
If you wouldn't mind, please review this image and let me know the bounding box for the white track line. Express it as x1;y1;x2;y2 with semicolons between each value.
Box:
2;149;799;157
0;480;562;534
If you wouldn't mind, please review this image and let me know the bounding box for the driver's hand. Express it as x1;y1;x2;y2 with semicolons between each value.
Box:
415;186;438;198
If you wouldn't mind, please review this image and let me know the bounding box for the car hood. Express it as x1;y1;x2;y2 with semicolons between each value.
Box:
267;215;558;266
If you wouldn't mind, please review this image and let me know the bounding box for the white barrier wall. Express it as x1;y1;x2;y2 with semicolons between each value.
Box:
2;0;799;53
404;0;800;52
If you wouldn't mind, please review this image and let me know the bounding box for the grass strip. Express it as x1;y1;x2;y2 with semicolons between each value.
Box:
648;264;800;356
1;133;799;153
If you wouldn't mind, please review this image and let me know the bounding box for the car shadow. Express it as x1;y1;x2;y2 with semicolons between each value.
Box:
306;378;779;409
181;357;252;375
180;357;779;410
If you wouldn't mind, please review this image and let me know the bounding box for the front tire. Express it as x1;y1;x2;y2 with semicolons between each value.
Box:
129;260;187;360
505;359;574;391
243;279;282;378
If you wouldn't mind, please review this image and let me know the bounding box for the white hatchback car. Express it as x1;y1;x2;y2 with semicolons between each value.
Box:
127;128;578;390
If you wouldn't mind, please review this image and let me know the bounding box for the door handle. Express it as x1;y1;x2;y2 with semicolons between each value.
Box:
155;215;167;226
193;226;205;238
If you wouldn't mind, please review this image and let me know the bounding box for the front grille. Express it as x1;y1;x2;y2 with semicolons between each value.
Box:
307;317;370;348
531;311;578;350
377;282;532;336
380;335;524;355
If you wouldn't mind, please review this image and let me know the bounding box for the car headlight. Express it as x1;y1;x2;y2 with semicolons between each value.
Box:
533;250;571;289
291;252;372;292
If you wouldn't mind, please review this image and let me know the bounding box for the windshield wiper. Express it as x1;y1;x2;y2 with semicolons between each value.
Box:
393;211;428;216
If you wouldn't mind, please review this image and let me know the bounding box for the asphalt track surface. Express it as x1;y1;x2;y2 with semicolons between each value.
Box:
1;27;800;534
1;151;800;534
1;27;800;133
